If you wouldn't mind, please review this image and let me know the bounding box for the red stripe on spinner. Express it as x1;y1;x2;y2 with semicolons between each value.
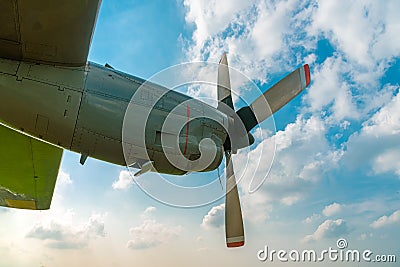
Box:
183;105;190;155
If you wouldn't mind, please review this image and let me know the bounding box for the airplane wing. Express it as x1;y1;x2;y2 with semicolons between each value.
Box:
0;123;63;210
0;0;101;66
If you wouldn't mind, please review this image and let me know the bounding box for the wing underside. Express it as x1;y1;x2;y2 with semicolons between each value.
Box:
0;0;101;66
0;123;63;210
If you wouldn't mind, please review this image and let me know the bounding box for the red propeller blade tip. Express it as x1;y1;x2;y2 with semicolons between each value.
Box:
227;241;245;248
304;64;310;87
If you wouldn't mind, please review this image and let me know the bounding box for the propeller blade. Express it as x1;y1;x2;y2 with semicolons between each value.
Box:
217;52;234;111
217;53;245;247
225;151;245;248
236;64;311;132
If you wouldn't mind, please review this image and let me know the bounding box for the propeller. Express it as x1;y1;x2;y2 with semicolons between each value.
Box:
216;52;311;248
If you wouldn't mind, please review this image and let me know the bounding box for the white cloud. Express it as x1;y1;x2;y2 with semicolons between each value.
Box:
253;127;273;140
144;206;156;214
57;170;73;186
310;0;400;66
226;115;340;224
182;0;399;124
184;0;252;51
370;210;400;229
304;56;394;124
322;203;342;217
310;1;372;66
371;1;400;59
140;206;157;220
359;233;367;241
359;233;373;241
127;219;181;250
303;219;349;243
253;116;334;193
281;195;302;206
183;0;313;88
240;191;272;224
342;90;400;176
228;114;339;221
201;204;224;229
250;1;294;59
274;116;327;154
362;89;400;136
181;2;400;242
127;207;181;250
112;170;134;190
201;196;271;232
305;0;400;125
26;213;106;249
303;213;321;224
304;55;359;122
373;149;400;177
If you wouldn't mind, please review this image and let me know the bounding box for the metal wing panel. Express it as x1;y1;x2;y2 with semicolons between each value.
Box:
0;0;101;66
0;123;63;210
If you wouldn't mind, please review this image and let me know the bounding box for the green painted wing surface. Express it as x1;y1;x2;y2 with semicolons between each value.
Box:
0;123;63;210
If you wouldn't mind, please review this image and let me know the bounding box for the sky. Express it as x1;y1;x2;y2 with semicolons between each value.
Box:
1;0;400;266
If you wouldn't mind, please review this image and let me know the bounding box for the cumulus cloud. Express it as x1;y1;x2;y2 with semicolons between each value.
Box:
303;213;321;224
127;207;181;250
140;206;157;220
127;220;181;250
26;214;106;249
304;55;359;122
281;195;302;206
239;191;272;224
182;0;399;120
310;1;371;66
304;0;399;123
267;116;335;184
143;206;156;215
183;0;313;89
359;233;374;241
112;170;134;190
201;204;225;229
184;0;251;50
57;170;73;186
373;149;400;177
303;219;349;243
181;7;398;183
342;90;400;176
236;115;337;209
181;0;400;240
310;0;400;66
322;203;342;217
362;89;400;136
216;114;342;225
370;210;400;229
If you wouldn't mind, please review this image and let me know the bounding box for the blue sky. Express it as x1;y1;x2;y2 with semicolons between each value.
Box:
1;0;400;266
